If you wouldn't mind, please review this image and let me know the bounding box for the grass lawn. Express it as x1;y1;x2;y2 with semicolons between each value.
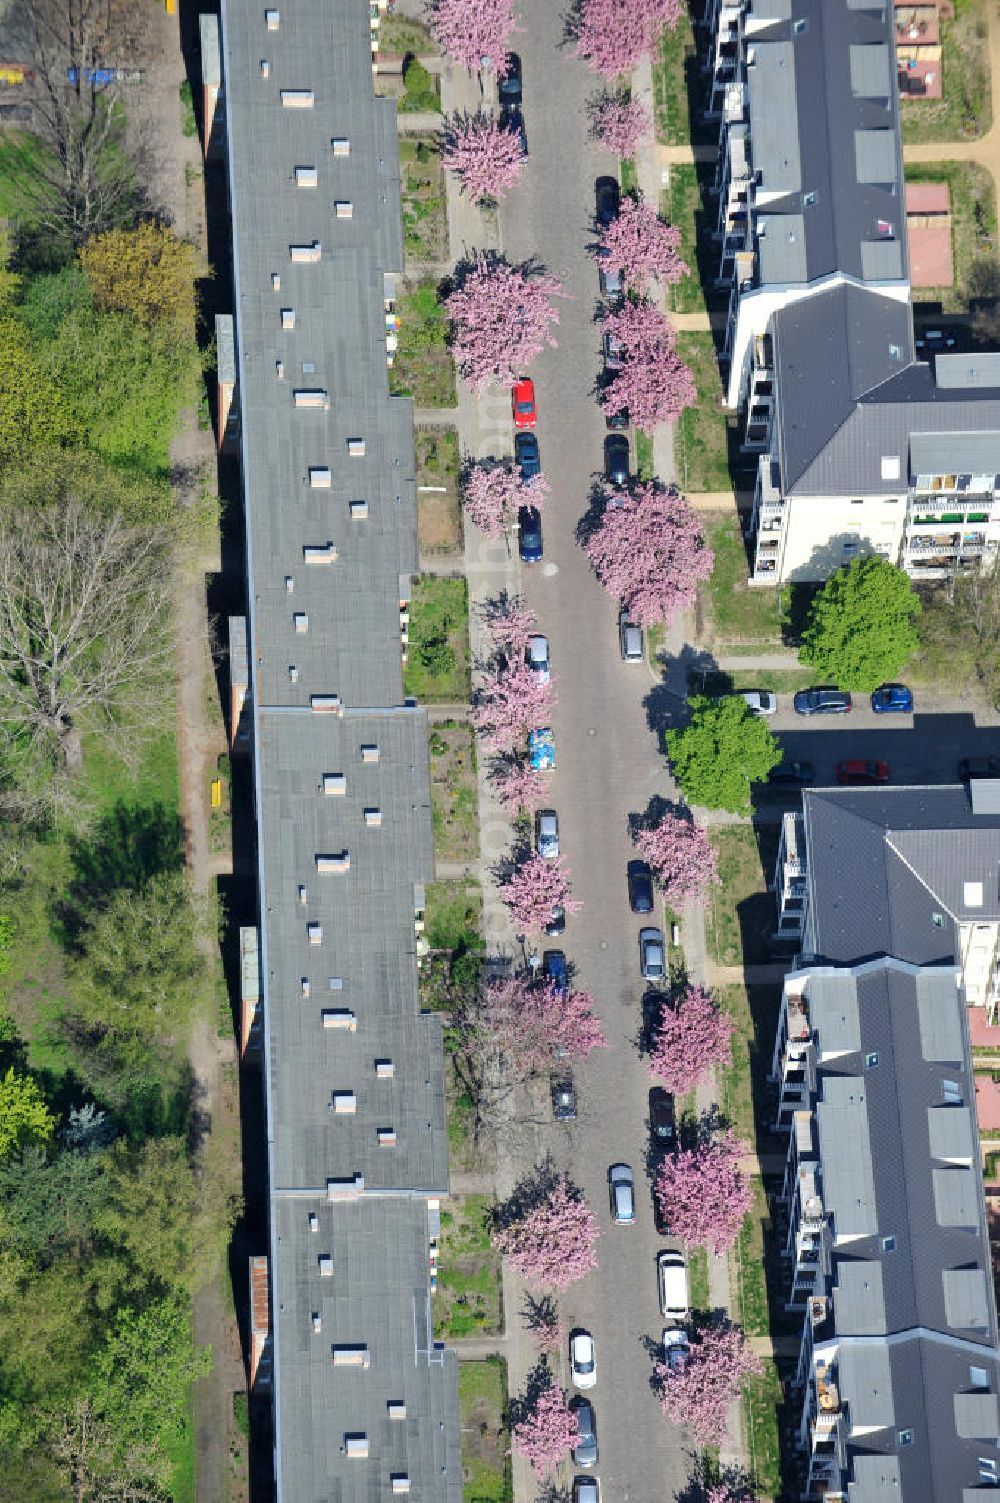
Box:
635;428;654;481
429;721;479;863
424;878;483;956
389;282;456;408
416;426;463;555
900;0;991;143
621;157;638;194
688;1245;710;1314
905;160;998;312
663;166;710;315
434;1195;503;1340
380;13;437;55
702;515;789;645
653;8;713;146
400;137;447;264
0;131;56;223
717;983;783;1146
687;667;812;697
404;575;471;702
458;1358;512;1503
675;333;734;493
165;1387;197;1503
704;825;780;969
732;1176;770;1338
744;1358;784;1501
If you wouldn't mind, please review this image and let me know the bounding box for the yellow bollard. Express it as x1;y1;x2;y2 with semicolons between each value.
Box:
211;777;222;808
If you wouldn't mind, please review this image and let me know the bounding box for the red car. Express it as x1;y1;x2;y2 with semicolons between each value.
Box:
837;759;890;786
512;377;537;429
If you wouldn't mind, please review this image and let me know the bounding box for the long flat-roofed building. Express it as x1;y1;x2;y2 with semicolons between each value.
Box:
217;0;461;1495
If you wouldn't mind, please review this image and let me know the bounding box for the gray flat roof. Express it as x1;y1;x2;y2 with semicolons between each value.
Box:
219;0;458;1495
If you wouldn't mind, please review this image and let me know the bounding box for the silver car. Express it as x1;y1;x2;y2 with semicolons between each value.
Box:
526;633;551;683
619;610;643;663
640;926;665;980
739;689;777;717
536;809;559;859
609;1162;635;1224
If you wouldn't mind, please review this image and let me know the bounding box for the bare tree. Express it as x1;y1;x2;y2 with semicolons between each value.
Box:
20;0;150;247
0;499;171;792
49;1396;167;1503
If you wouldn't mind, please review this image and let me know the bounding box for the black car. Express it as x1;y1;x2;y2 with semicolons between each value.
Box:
649;1086;676;1146
627;859;654;913
595;174;620;228
544;902;565;936
959;757;1000;781
500;105;527;157
768;759;815;787
551;1076;577;1121
518;505;543;562
642;990;668;1047
604;433;629;487
605;402;629;431
793;686;853;716
570;1397;598;1468
498;52;522;107
515;430;541;481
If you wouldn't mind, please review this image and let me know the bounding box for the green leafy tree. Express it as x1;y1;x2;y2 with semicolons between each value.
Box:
79;221;200;332
0;317;79;469
798;556;921;692
0;447;174;530
0;1068;56;1159
0;1144;108;1265
68;873;207;1085
667;696;781;814
96;1137;207;1296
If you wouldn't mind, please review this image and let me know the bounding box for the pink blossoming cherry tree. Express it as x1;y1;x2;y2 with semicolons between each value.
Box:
462;460;548;539
499;851;581;932
494;1172;600;1291
633;811;720;906
654;1322;763;1447
583;482;713;627
445;254;563;392
654;1130;753;1255
511;1376;579;1475
574;0;684;78
647;985;734;1095
442;112;526;204
600;300;696;430
595;198;688;294
426;0;516;75
591;92;652;158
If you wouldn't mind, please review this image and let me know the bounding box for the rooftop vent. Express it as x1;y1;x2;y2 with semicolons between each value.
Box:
344;1434;369;1459
332;137;350;156
322;1009;357;1030
303;543;337;564
347;437;366;457
293;388;329;408
295;166;318;188
375;1059;394;1078
289;242;322;263
332;1091;357;1114
350;498;369;519
265;9;280;29
364;808;383;828
316;851;350;872
361;743;379;763
332;1345;371;1368
307;922;323;945
294;613;308;634
309;466;332;488
318;1254;333;1276
387;1400;406;1420
335;200;353;219
281;88;314;108
964;881;985;907
323;773;346;796
376;1127;397;1145
311;694;343;714
881;454;900;481
281;307;295;329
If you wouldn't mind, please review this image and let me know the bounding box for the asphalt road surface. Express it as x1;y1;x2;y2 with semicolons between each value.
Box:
501;12;697;1499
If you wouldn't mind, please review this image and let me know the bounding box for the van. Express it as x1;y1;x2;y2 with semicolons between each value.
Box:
657;1248;689;1323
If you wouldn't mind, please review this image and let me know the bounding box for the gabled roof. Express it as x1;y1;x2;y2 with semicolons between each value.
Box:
801;785;1000;967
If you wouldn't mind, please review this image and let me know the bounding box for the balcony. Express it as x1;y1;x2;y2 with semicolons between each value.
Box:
786;991;810;1045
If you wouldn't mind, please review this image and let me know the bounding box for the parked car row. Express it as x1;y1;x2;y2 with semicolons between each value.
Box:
738;682;916;717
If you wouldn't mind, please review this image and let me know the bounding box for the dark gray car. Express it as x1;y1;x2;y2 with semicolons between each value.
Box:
570;1397;598;1467
604;433;629;487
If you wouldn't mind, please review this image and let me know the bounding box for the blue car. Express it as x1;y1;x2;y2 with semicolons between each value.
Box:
529;727;556;770
543;949;568;994
871;683;913;714
515;431;541;481
518;505;543;562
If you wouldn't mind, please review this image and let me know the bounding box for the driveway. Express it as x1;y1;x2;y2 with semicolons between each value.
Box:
499;10;694;1498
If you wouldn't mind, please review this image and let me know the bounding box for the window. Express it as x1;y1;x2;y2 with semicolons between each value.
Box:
843;541;859;553
898;1429;913;1446
793;17;808;33
942;1079;963;1105
877;218;894;237
970;1366;991;1390
889;343;902;360
978;1458;998;1484
932;911;945;928
803;190;817;207
882;1234;896;1252
866;1051;879;1068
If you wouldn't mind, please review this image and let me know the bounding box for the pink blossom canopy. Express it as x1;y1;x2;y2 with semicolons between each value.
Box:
574;0;684;78
472;660;557;753
482;973;606;1070
634;812;720;906
426;0;516;75
442;112;526;204
654;1130;752;1255
494;1173;600;1291
445;253;563;392
462;461;548;539
510;1376;579;1475
583;481;713;627
600;299;696;430
591;92;652;158
499;851;581;932
489;755;546;813
595;198;688;293
654;1322;763;1446
647;985;734;1095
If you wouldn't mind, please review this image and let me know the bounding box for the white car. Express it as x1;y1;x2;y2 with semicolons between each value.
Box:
526;633;551;683
657;1248;690;1322
661;1327;689;1372
739;689;777;717
571;1329;597;1390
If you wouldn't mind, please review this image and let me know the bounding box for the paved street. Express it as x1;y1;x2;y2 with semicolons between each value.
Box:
499;12;698;1498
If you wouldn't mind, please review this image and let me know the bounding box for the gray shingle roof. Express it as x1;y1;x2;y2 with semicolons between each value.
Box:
742;0;906;288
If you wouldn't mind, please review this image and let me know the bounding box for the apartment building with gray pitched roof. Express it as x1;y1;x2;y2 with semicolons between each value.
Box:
703;0;1000;586
768;786;1000;1498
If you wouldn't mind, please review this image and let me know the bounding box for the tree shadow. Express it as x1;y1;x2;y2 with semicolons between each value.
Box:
57;799;183;947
